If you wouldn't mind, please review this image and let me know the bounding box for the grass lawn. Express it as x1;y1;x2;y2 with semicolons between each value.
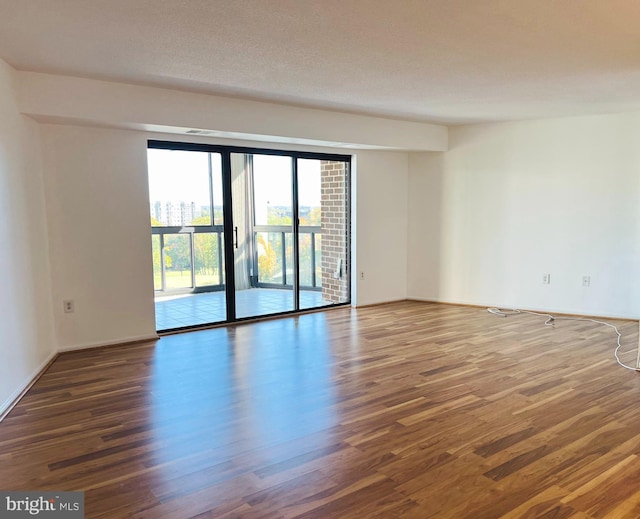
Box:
154;270;221;290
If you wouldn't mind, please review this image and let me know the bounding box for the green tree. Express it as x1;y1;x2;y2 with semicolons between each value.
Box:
190;216;220;284
164;234;190;272
257;234;278;282
151;235;162;289
300;206;321;226
266;206;292;225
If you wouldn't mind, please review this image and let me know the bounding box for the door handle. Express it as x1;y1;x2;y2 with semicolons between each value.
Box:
234;226;238;249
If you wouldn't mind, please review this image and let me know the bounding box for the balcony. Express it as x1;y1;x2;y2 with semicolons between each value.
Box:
152;227;331;330
155;289;325;330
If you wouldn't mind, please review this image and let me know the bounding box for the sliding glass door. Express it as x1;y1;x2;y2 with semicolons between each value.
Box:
147;142;350;332
233;153;296;319
297;158;350;310
148;148;227;330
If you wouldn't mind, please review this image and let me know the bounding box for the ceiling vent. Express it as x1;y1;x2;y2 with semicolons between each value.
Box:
185;129;218;135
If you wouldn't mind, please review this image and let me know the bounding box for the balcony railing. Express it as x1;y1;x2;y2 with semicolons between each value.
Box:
254;226;321;290
152;226;322;293
152;226;224;293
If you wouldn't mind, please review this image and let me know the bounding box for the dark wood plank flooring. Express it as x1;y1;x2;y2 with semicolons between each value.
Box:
1;301;640;518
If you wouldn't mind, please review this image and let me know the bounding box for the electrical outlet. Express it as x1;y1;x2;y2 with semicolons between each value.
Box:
63;300;74;313
582;276;591;287
360;272;365;280
542;274;551;285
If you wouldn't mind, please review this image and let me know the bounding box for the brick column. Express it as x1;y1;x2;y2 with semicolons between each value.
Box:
320;161;349;303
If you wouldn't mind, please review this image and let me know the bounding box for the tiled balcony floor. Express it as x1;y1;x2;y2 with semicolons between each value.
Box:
155;288;330;330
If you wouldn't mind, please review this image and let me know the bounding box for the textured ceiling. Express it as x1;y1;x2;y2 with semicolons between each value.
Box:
1;0;640;124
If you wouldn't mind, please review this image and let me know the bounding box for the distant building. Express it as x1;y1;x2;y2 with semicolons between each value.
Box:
151;200;201;226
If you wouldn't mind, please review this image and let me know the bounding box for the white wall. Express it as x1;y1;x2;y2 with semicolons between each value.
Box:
0;60;56;412
408;113;640;318
355;152;409;305
19;72;448;152
41;126;158;350
407;152;444;300
40;125;410;349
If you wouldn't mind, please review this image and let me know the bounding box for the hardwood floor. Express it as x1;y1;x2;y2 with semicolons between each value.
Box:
1;301;640;518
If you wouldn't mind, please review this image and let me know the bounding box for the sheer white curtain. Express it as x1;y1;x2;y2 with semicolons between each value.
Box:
231;154;252;290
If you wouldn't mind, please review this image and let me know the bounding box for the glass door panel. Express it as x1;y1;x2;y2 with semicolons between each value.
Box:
297;158;323;310
233;153;294;319
297;158;349;310
147;147;227;330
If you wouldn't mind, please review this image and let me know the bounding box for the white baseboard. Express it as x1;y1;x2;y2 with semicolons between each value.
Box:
353;297;407;308
58;333;159;353
406;296;640;321
0;349;58;422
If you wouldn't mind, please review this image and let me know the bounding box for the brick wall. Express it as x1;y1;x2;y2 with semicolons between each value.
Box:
320;161;349;303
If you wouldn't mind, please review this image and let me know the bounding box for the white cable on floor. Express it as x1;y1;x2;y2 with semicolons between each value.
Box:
487;307;640;372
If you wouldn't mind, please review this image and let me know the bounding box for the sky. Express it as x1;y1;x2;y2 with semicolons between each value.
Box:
147;149;321;209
